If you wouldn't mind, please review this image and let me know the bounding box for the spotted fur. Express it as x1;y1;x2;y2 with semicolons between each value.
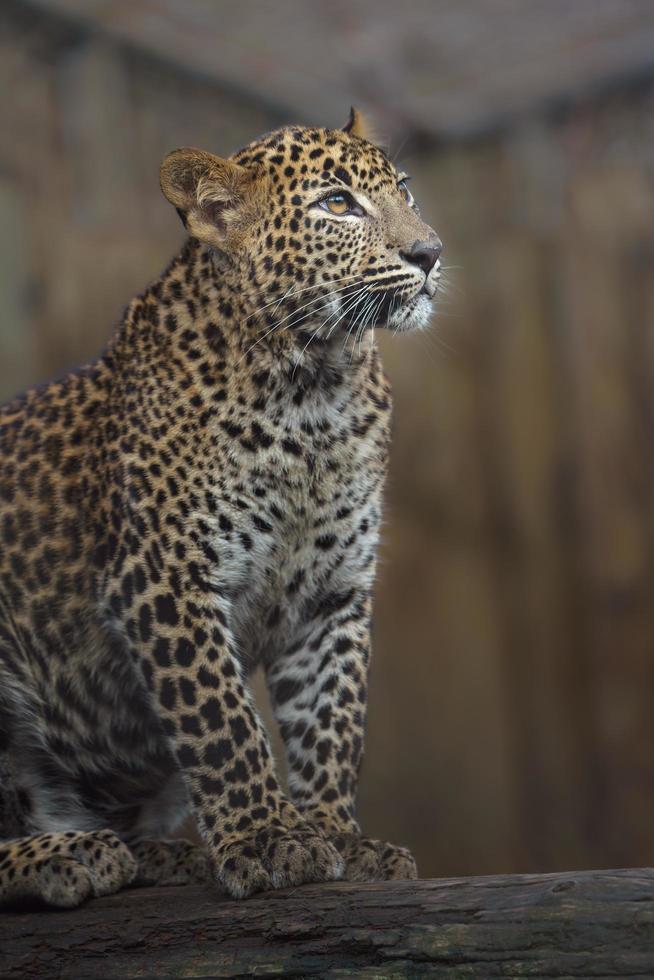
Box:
0;110;441;907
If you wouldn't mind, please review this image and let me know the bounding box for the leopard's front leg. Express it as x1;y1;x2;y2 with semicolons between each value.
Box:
267;588;417;883
113;567;343;898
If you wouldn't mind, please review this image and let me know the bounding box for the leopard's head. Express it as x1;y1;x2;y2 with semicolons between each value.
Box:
160;109;442;344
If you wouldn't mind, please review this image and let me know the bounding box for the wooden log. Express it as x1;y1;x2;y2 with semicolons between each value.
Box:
2;868;654;978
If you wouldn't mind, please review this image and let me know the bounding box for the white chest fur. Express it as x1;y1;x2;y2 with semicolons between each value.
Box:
202;377;388;671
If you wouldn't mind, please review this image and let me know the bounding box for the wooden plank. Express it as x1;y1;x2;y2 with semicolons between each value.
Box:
372;145;527;877
562;163;654;866
366;519;520;878
482;230;596;870
57;38;139;229
0;180;37;402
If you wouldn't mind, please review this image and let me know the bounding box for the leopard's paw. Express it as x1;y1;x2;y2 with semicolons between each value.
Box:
131;838;209;887
332;834;418;882
213;820;344;898
0;829;137;909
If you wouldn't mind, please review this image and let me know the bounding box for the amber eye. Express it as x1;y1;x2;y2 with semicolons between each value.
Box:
324;194;349;215
318;192;363;217
398;178;414;206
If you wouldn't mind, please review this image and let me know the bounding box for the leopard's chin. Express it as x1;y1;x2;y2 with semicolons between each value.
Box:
386;293;433;333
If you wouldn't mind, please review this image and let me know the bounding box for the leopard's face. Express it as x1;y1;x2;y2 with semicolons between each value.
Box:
160;113;442;345
233;125;442;338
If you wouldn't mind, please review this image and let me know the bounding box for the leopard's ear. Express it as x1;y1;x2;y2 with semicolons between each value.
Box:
342;106;374;141
160;147;259;248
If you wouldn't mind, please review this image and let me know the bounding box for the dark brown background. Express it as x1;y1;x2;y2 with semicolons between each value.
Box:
2;0;654;879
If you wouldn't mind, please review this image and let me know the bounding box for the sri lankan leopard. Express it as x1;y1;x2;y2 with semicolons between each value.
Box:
0;109;442;907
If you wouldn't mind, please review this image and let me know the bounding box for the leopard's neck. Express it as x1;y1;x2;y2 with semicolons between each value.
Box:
102;242;390;462
109;239;383;411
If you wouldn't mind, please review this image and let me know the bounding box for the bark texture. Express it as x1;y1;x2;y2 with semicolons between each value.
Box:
3;868;654;979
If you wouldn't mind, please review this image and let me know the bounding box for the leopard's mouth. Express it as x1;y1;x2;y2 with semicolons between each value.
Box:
320;279;435;338
419;279;438;299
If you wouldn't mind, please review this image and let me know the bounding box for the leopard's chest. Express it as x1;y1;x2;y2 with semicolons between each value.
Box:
206;391;389;668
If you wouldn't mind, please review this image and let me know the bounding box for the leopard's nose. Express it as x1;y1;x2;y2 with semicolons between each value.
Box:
400;239;442;275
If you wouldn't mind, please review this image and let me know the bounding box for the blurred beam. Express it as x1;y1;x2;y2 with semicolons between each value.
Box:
20;0;654;140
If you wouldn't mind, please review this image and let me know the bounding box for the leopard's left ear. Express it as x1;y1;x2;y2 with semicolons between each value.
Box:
160;147;262;249
342;106;375;141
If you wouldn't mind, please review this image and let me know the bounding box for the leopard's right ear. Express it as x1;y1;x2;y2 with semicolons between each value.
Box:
160;148;258;248
342;106;375;142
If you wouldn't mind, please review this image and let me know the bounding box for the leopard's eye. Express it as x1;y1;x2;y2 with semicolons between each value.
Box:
324;194;349;215
398;178;414;206
318;192;363;217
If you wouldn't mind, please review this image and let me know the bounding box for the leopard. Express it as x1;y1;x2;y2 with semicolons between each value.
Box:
0;108;442;908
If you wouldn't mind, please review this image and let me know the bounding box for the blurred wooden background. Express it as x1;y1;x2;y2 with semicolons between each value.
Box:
2;0;654;878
